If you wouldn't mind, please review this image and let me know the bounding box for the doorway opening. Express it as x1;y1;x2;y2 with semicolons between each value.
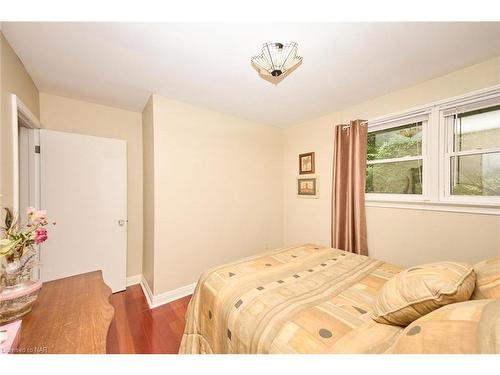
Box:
11;94;41;216
11;94;42;279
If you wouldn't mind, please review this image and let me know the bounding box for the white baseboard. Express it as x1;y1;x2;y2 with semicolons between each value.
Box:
140;275;155;309
138;275;195;309
152;282;196;308
126;274;142;286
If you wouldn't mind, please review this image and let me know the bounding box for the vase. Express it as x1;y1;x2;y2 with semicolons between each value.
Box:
0;255;41;324
0;280;42;323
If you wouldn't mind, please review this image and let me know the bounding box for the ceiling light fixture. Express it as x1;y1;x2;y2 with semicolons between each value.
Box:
251;42;302;85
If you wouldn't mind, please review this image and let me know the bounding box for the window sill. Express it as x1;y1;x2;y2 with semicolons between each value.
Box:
365;199;500;216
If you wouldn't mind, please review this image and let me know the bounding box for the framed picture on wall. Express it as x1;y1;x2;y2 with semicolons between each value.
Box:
299;152;315;174
297;177;319;198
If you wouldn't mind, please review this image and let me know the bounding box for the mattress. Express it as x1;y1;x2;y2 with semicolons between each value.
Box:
179;244;404;354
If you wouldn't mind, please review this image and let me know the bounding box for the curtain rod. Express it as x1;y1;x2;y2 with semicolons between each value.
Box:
342;111;430;128
339;121;368;129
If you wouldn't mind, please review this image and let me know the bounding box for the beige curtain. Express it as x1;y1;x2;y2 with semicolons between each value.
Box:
331;119;368;255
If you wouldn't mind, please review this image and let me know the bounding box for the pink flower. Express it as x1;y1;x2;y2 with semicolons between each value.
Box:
28;208;47;224
33;227;48;245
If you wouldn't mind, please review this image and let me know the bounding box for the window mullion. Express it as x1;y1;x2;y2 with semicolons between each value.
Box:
425;111;439;202
367;155;422;165
445;147;500;158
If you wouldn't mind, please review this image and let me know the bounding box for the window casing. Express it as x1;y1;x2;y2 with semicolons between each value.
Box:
364;85;500;214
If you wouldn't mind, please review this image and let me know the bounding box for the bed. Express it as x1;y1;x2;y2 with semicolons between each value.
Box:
179;244;406;354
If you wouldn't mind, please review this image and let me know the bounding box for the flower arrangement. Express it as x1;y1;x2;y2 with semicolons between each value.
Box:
0;207;55;287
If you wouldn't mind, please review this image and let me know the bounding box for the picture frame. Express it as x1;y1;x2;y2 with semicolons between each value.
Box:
299;152;315;174
297;177;319;198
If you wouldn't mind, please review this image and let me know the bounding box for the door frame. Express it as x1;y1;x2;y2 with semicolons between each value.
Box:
11;94;42;214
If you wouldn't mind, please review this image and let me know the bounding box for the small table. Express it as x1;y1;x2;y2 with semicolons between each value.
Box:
16;271;114;354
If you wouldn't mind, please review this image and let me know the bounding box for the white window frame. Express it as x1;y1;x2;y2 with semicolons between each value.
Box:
365;84;500;215
439;95;500;207
366;113;430;203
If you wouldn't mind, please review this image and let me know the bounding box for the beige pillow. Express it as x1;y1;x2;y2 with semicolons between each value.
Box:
387;299;500;354
372;261;476;326
472;256;500;300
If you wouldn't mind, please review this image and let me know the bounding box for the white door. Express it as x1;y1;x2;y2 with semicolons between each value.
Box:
39;130;127;292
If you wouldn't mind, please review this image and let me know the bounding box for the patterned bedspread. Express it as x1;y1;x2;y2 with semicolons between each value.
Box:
179;244;404;354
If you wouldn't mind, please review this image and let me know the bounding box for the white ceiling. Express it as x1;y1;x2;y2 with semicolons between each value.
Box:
3;22;500;127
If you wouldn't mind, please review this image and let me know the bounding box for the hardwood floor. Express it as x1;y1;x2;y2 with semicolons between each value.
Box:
107;284;191;354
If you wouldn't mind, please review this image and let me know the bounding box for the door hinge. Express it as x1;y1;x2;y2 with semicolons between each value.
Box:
35;145;41;154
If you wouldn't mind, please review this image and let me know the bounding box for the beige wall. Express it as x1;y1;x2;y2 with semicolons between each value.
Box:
39;93;143;277
141;96;155;290
1;32;40;209
284;56;500;267
3;28;499;293
146;95;283;294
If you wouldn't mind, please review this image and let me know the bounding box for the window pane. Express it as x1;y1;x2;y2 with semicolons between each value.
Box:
367;122;422;161
450;152;500;196
366;160;423;194
454;105;500;152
